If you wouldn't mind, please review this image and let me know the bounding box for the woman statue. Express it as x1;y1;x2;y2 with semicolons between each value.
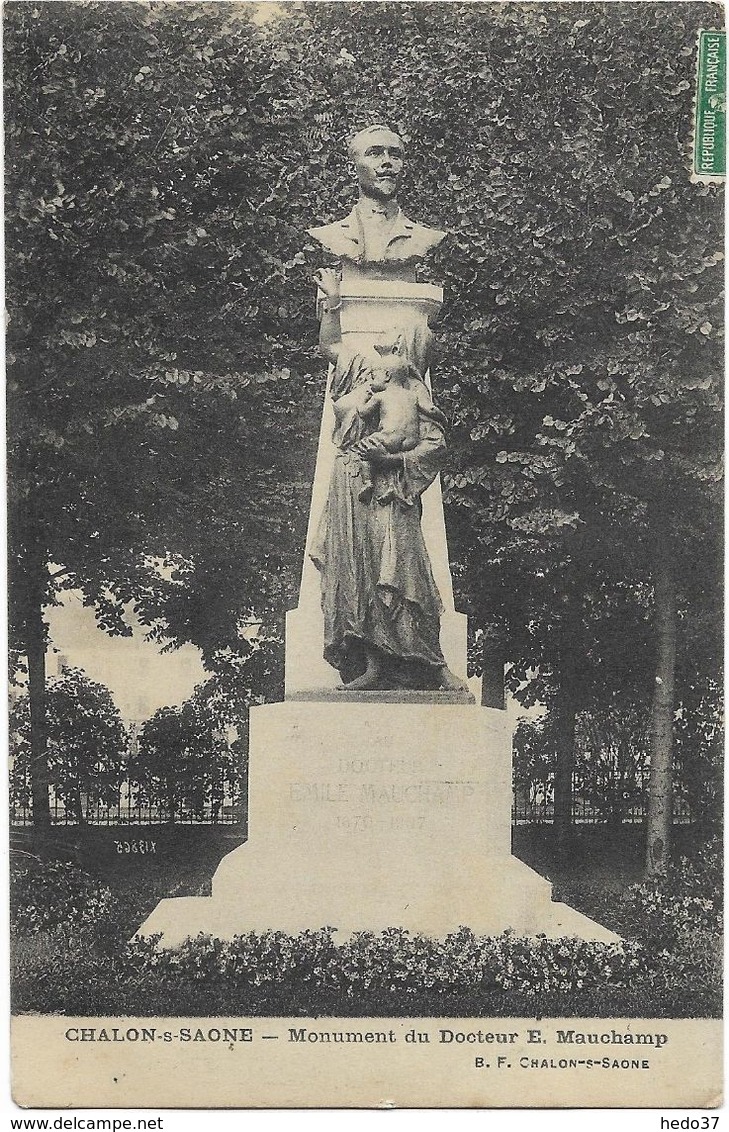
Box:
310;268;466;693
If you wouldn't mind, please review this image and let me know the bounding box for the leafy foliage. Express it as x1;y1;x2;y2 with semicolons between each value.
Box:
10;668;127;820
131;689;241;823
12;916;718;1019
619;838;723;949
8;0;722;655
11;837;721;1016
673;676;723;823
6;0;320;669
10;855;118;934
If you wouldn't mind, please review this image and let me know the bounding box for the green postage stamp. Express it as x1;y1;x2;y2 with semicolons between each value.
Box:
693;28;726;180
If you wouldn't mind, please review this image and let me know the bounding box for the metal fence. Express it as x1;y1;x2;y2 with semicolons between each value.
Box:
512;776;694;825
10;778;244;827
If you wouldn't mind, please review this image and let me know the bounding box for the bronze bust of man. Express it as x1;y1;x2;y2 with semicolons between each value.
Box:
307;124;446;282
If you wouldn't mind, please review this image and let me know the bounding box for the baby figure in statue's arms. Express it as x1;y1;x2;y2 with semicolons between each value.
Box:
353;336;446;502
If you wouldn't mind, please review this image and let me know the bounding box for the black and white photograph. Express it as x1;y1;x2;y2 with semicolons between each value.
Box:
5;0;724;1112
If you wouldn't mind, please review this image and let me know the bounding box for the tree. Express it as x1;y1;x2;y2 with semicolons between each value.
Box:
5;2;320;837
412;2;723;862
130;683;242;824
10;668;127;824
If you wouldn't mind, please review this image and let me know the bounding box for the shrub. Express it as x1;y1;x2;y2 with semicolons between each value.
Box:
55;926;648;1016
12;915;721;1017
619;839;722;950
10;855;120;939
10;926;129;1014
489;932;644;997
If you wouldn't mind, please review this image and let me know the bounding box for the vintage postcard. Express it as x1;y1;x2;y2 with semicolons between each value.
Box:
6;0;724;1114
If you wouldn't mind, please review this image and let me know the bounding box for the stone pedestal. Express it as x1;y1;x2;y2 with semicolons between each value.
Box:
138;700;617;945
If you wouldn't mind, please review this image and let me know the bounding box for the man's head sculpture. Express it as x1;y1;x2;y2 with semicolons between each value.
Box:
307;123;445;274
347;125;404;202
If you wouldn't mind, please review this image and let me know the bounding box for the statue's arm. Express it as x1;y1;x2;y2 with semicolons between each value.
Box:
413;380;448;428
394;388;448;500
357;435;403;467
417;401;448;429
312;268;342;365
319;306;341;365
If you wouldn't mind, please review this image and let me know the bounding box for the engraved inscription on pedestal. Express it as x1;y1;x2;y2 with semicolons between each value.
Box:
289;759;482;838
244;702;514;861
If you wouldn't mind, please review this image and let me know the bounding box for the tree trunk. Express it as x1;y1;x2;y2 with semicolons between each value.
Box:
553;594;582;855
481;638;506;709
74;785;86;826
646;521;677;875
553;681;579;854
24;544;52;846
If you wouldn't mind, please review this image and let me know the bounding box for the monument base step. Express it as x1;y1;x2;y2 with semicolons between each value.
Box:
137;846;618;948
286;687;475;704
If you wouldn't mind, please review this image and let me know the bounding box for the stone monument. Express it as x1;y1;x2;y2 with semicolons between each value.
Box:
138;126;615;945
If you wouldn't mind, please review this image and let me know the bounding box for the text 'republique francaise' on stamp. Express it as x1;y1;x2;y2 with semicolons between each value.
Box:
692;29;726;181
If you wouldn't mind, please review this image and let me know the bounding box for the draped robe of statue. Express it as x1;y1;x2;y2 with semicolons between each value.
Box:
310;335;448;689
